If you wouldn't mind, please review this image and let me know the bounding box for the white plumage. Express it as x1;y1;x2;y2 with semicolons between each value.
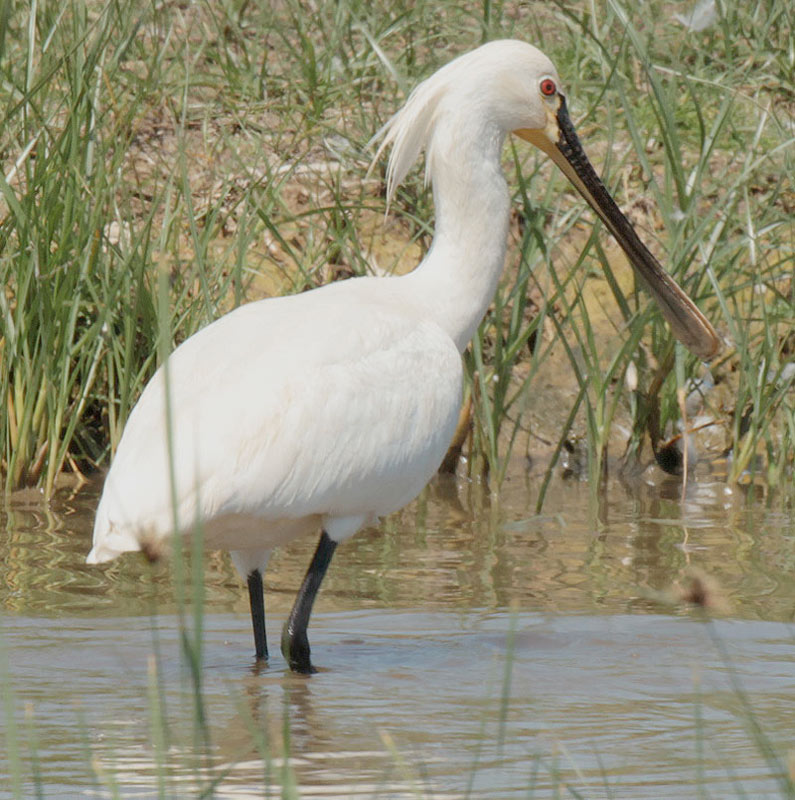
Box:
88;40;717;672
90;285;461;563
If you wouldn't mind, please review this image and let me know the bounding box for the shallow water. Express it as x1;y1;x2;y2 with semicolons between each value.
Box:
0;471;793;798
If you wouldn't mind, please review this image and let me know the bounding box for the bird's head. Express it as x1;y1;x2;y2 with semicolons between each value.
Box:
374;40;720;361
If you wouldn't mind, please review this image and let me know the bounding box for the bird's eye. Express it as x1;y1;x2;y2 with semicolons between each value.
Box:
539;77;557;97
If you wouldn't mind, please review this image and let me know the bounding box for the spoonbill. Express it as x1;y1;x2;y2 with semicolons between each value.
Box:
87;40;719;673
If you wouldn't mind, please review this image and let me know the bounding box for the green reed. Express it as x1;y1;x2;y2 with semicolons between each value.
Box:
0;0;792;497
474;0;795;487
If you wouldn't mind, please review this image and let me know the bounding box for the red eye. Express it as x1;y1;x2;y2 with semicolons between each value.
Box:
540;78;557;97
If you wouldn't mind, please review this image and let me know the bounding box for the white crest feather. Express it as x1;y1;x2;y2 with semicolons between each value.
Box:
368;53;467;208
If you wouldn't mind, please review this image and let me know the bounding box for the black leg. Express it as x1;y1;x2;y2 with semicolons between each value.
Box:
281;531;337;674
247;568;268;661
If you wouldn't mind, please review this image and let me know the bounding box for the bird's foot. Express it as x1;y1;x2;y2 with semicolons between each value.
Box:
281;623;316;674
250;654;269;676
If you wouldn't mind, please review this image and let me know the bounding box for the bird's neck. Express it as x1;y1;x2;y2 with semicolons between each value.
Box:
404;122;511;352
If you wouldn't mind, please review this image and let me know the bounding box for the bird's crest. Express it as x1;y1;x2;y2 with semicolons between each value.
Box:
369;58;460;209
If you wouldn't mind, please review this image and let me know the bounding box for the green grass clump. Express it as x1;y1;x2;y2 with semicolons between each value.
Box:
0;0;793;496
470;0;795;486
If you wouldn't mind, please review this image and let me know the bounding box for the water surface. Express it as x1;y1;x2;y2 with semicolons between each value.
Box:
0;472;793;798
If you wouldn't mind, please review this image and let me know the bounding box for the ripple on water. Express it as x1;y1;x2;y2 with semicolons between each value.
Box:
1;476;793;797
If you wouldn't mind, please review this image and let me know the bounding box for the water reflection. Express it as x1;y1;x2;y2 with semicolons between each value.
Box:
0;473;793;798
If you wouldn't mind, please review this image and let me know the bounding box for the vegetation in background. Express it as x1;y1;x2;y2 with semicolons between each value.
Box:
0;0;792;498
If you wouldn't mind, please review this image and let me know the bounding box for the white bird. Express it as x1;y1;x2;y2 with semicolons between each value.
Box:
87;40;719;673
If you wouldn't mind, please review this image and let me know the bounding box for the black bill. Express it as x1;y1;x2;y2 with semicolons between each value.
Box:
516;96;720;362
